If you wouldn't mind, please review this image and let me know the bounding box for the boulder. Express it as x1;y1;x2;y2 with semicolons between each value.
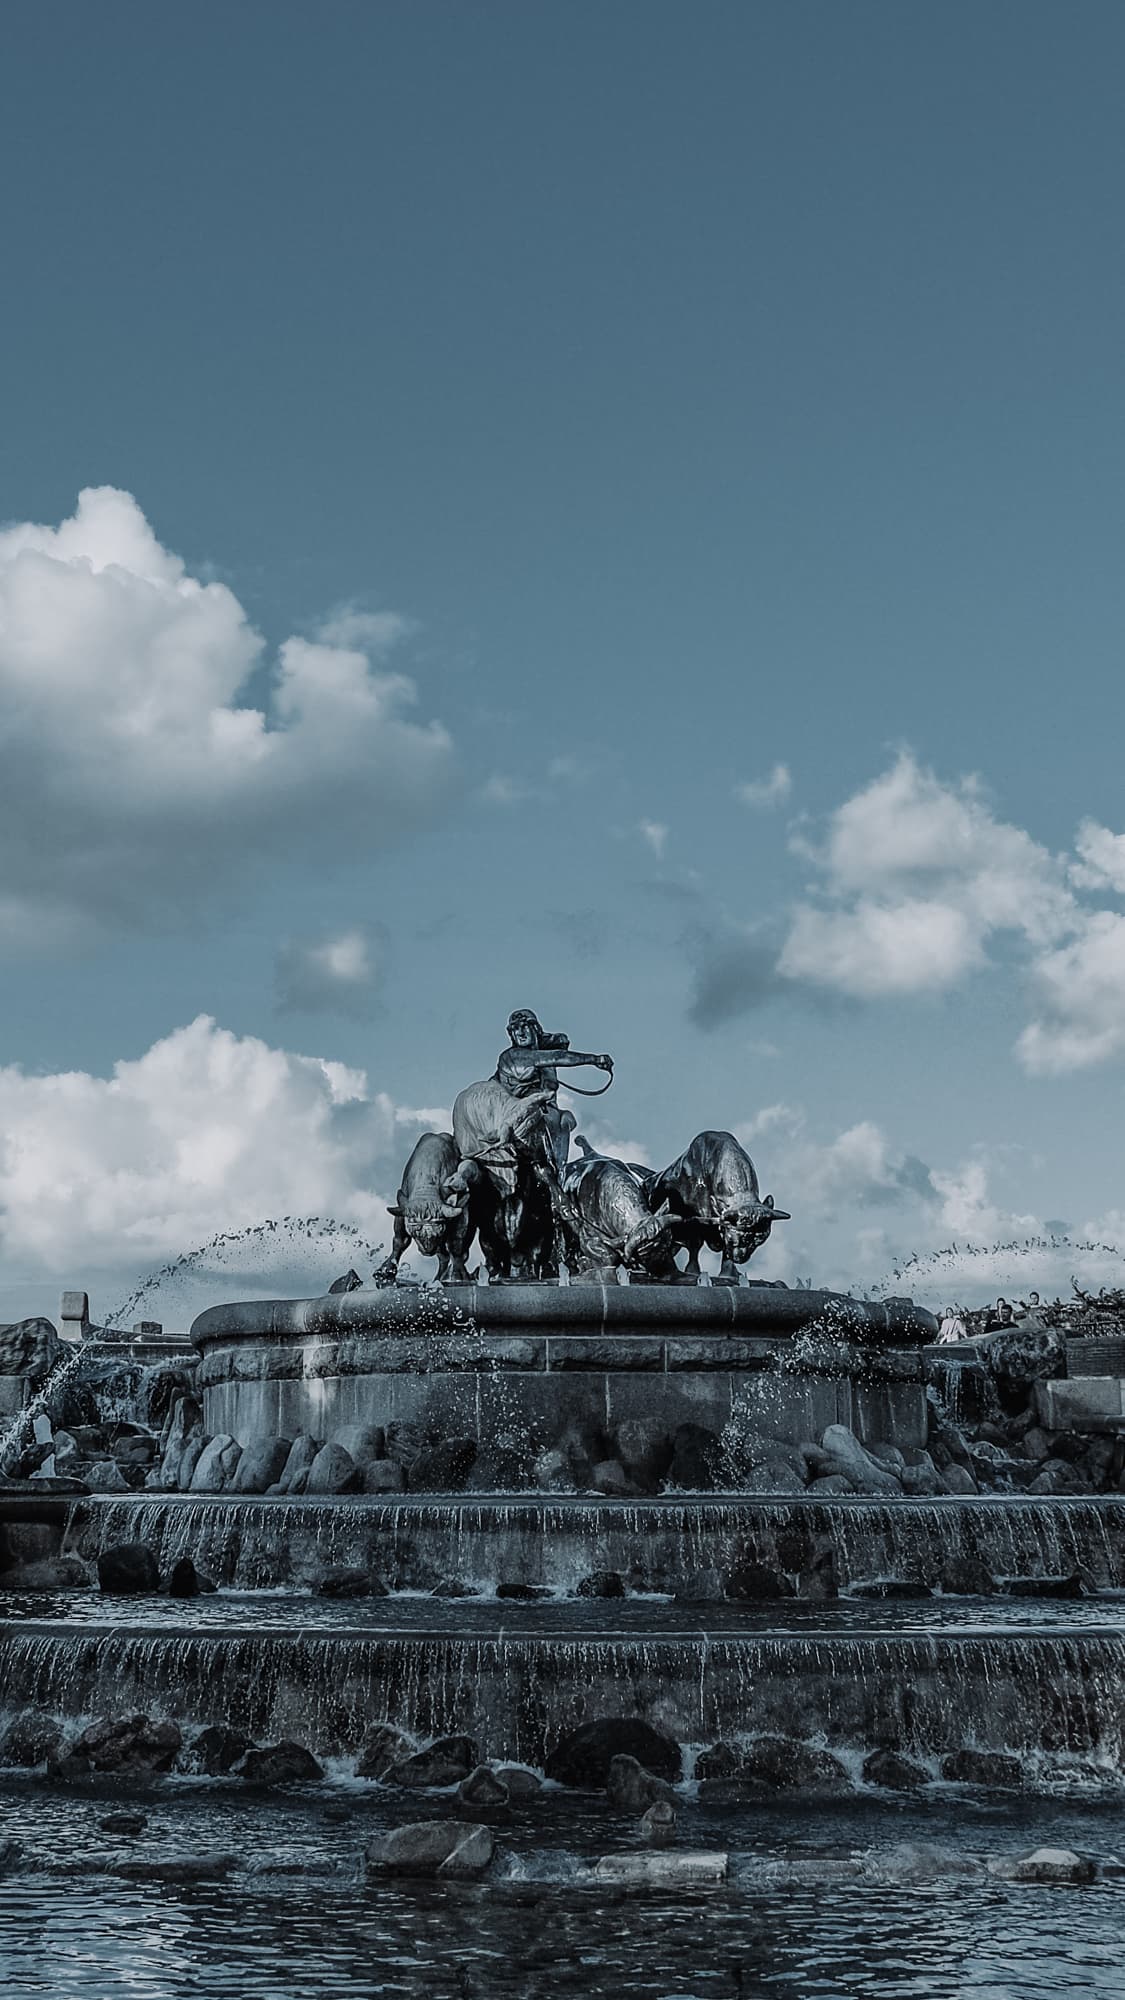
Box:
1005;1572;1094;1599
852;1579;933;1600
605;1754;675;1814
982;1325;1066;1399
230;1436;293;1495
590;1458;635;1498
814;1425;902;1496
940;1464;979;1496
407;1438;478;1492
613;1418;672;1492
330;1424;386;1466
576;1569;625;1599
724;1560;795;1601
98;1812;147;1836
189;1435;242;1494
742;1736;850;1792
640;1799;677;1844
277;1434;320;1494
238;1741;323;1785
154;1394;203;1488
84;1460;131;1494
363;1458;406;1494
367;1820;494;1880
72;1715;181;1775
939;1557;997;1596
167;1557;216;1598
988;1847;1097;1885
494;1765;541;1799
665;1423;721;1490
940;1749;1024;1788
458;1765;510;1809
899;1458;943;1498
305;1444;361;1495
807;1474;856;1496
693;1741;742;1782
1;1555;92;1589
179;1725;254;1776
0;1709;64;1768
863;1749;927;1790
176;1437;208;1490
741;1461;807;1496
387;1734;478;1789
313;1566;388;1599
355;1724;415;1781
97;1541;160;1594
113;1852;237;1883
592;1851;727;1887
674;1568;726;1603
545;1717;681;1787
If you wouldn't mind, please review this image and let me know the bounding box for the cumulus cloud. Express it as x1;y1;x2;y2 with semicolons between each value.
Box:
1070;819;1125;895
736;763;791;810
778;753;1073;998
0;1016;407;1276
1017;910;1125;1073
0;487;454;944
639;819;669;859
274;923;387;1018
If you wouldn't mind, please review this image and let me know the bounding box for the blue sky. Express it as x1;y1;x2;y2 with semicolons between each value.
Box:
1;2;1123;1322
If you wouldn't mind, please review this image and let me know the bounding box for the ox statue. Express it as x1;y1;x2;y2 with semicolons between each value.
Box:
646;1129;790;1284
375;1132;479;1285
543;1152;682;1284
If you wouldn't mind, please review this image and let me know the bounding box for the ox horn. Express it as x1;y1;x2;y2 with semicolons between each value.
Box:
387;1204;404;1218
764;1196;790;1220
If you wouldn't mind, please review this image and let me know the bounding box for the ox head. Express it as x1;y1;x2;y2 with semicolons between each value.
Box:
388;1168;473;1256
624;1200;678;1277
718;1191;791;1264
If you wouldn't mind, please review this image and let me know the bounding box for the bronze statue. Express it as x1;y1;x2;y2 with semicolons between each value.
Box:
643;1130;790;1284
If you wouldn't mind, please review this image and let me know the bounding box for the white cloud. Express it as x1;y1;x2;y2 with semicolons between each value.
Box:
736;763;791;809
639;819;669;859
1017;910;1125;1073
0;487;454;944
779;752;1074;999
274;924;387;1018
0;1017;406;1285
479;774;533;806
1070;819;1125;895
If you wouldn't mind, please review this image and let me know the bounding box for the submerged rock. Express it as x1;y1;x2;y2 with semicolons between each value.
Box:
313;1566;389;1599
989;1847;1097;1885
494;1765;541;1799
367;1820;494;1880
940;1749;1024;1788
98;1812;147;1836
238;1742;323;1785
168;1557;216;1598
863;1749;927;1790
605;1754;675;1814
640;1799;677;1844
546;1718;681;1787
0;1709;64;1768
576;1569;626;1599
593;1851;727;1887
674;1568;726;1603
742;1737;850;1793
97;1542;160;1595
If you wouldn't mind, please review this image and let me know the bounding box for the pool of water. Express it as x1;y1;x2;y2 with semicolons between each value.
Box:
1;1782;1123;1999
3;1589;1125;1638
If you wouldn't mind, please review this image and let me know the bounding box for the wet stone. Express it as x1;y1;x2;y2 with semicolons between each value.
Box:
388;1735;478;1789
180;1726;254;1777
742;1737;850;1793
458;1765;510;1809
576;1569;626;1599
97;1542;161;1595
863;1750;928;1791
238;1742;324;1785
546;1718;682;1788
355;1725;415;1781
605;1754;675;1814
941;1749;1024;1788
367;1819;494;1881
98;1812;147;1835
0;1709;64;1769
313;1566;389;1598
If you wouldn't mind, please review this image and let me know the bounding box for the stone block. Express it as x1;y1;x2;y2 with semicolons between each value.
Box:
1038;1378;1125;1429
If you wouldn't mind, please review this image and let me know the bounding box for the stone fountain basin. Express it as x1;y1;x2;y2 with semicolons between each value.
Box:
190;1282;937;1450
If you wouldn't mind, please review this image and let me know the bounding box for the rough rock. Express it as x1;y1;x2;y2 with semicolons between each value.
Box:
807;1473;856;1496
899;1459;943;1498
495;1580;551;1601
494;1765;541;1799
592;1851;727;1887
331;1424;386;1466
674;1568;726;1603
72;1714;181;1775
355;1724;416;1781
387;1734;478;1789
724;1560;795;1601
982;1325;1066;1397
605;1754;675;1814
545;1718;681;1787
167;1558;211;1598
1005;1572;1094;1599
313;1566;388;1598
1;1554;92;1589
305;1444;361;1495
693;1741;742;1782
590;1458;635;1497
941;1749;1024;1787
367;1819;494;1880
154;1394;203;1488
640;1799;677;1844
189;1435;242;1493
83;1460;131;1494
406;1437;477;1491
614;1418;673;1492
665;1423;721;1490
98;1812;147;1836
939;1556;997;1596
238;1741;323;1785
0;1709;64;1768
363;1458;406;1494
97;1541;160;1594
852;1579;933;1600
458;1765;510;1809
988;1846;1097;1885
113;1852;237;1883
741;1460;807;1495
176;1436;207;1490
576;1569;626;1599
230;1436;293;1495
814;1425;902;1496
863;1749;928;1790
939;1464;979;1495
742;1736;850;1792
179;1725;254;1776
277;1434;319;1494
